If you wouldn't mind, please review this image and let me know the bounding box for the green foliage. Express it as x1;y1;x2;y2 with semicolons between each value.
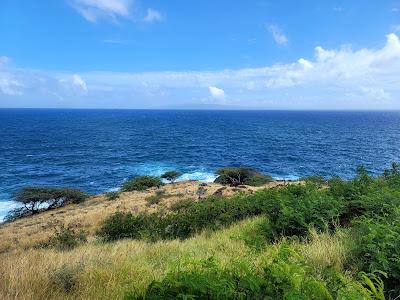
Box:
48;223;87;251
244;173;273;186
105;191;120;201
169;199;193;211
127;245;377;300
263;184;344;240
214;166;272;186
353;212;400;294
301;175;326;186
98;212;159;241
49;265;80;293
161;171;182;183
145;195;162;206
121;176;163;192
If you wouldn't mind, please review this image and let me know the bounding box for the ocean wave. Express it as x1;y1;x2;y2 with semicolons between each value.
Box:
177;171;217;182
0;201;19;223
124;162;217;183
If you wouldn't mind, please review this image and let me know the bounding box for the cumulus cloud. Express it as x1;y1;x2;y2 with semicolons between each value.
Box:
267;25;288;46
208;86;226;99
1;34;400;109
69;0;132;23
143;8;162;23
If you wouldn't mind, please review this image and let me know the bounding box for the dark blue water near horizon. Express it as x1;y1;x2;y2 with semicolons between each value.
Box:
1;108;400;220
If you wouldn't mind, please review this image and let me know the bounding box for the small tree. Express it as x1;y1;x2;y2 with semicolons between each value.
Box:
121;176;163;192
214;166;272;187
161;171;182;183
7;187;88;221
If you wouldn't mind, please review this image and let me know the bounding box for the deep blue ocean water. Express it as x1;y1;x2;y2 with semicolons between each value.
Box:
1;109;400;220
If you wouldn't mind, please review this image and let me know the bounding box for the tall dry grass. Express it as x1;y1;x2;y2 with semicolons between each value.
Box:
0;215;356;300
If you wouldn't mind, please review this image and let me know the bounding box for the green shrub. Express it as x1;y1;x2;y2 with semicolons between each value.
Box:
244;173;273;186
301;175;326;186
214;166;272;187
49;265;80;293
352;212;400;295
263;184;344;240
105;191;119;201
145;195;162;206
169;199;193;211
121;176;163;192
98;212;160;241
48;223;87;251
161;171;182;183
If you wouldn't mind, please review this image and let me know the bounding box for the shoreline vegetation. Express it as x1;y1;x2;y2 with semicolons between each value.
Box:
0;165;399;299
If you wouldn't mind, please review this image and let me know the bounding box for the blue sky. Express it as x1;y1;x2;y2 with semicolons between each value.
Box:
0;0;400;109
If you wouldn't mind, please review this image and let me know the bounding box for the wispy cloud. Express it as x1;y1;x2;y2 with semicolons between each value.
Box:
267;24;288;46
143;8;162;23
1;34;400;109
69;0;133;23
333;7;344;12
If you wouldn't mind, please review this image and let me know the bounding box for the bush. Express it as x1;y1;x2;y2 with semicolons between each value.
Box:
98;212;159;241
352;212;400;295
48;223;87;250
105;191;119;201
244;173;273;186
121;176;163;192
6;187;89;221
49;265;80;293
214;166;272;186
161;171;182;183
301;175;326;186
170;199;193;211
263;184;344;240
145;195;162;206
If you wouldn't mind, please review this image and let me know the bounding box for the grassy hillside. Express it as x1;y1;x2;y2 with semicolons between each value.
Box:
0;166;399;299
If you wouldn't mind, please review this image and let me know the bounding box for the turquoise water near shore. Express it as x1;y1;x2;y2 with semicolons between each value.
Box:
1;109;400;220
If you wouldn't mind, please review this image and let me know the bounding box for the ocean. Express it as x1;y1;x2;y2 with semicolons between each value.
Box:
1;109;400;220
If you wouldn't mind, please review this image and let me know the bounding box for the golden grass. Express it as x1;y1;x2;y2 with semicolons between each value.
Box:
0;217;265;300
0;214;354;300
299;228;354;276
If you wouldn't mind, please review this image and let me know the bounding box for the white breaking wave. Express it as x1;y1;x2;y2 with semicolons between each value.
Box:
0;200;19;223
126;162;217;183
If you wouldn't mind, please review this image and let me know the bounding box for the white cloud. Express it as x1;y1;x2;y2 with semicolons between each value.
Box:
69;0;132;23
143;8;162;23
0;76;23;96
1;34;400;109
72;74;88;92
267;25;288;46
208;86;226;99
360;86;390;100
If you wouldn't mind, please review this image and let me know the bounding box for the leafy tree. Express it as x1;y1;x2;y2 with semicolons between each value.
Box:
214;166;272;186
6;187;88;220
121;176;163;192
161;171;182;183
